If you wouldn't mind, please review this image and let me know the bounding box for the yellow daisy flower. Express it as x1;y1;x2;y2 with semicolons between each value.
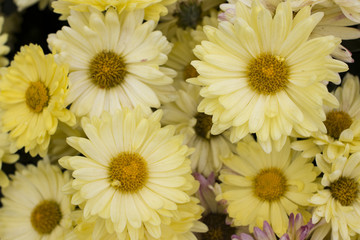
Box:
59;107;197;239
0;44;75;157
0;120;18;188
162;82;236;176
0;161;74;239
189;1;348;153
0;16;10;67
292;73;360;161
216;136;319;236
52;0;176;21
310;152;360;240
48;7;176;118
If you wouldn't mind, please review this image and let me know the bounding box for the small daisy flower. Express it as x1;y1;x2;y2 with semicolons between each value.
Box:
0;161;74;239
310;152;360;240
0;44;75;157
217;136;319;236
59;107;197;239
189;0;348;153
0;16;10;67
292;73;360;161
52;0;176;21
14;0;53;11
162;82;236;176
48;7;176;119
0;120;18;187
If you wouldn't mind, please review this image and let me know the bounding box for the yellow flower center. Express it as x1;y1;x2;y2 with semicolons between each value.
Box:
200;213;236;240
25;81;49;113
30;200;62;234
323;110;353;139
254;168;287;201
194;112;213;139
108;152;148;193
330;176;358;206
89;50;126;89
247;54;289;95
184;63;199;80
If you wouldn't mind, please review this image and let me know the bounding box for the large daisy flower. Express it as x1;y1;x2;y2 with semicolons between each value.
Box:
189;0;348;153
0;44;75;157
217;136;319;236
51;0;176;21
162;82;236;176
0;161;74;239
292;73;360;161
59;107;197;239
48;7;176;119
310;152;360;240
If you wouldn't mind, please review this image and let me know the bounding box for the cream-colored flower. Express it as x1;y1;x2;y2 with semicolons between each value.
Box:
217;136;319;236
0;44;75;157
292;73;360;162
162;82;236;176
52;0;176;21
59;107;197;239
14;0;53;11
326;0;360;23
0;161;74;239
189;1;348;153
48;7;176;119
310;152;360;240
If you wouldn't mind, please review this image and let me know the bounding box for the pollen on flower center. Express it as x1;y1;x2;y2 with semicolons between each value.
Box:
109;152;148;193
184;63;199;80
254;168;287;201
323;110;353;139
25;81;49;113
194;112;213;139
330;176;358;206
200;213;236;240
247;54;289;95
89;50;126;89
30;200;62;234
175;1;202;29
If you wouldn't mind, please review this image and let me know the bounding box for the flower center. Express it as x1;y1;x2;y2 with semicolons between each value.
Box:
247;54;289;95
25;81;49;113
108;152;148;193
184;63;199;80
89;50;126;89
194;112;212;139
254;168;287;201
30;200;62;234
323;110;353;139
175;1;202;29
200;213;236;240
330;176;358;206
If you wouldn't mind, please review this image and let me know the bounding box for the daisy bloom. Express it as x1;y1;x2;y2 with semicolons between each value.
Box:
51;0;176;21
310;152;360;240
292;73;360;161
14;0;53;11
48;7;176;118
0;161;74;240
161;82;236;176
189;1;348;152
217;136;319;236
0;44;75;157
59;107;197;239
0;120;18;187
326;0;360;23
0;16;10;67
